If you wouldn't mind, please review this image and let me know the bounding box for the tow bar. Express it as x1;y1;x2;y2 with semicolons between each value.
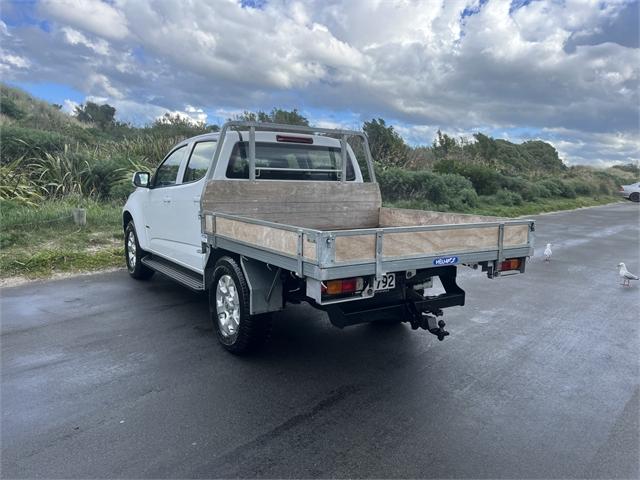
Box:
323;266;463;340
406;302;450;341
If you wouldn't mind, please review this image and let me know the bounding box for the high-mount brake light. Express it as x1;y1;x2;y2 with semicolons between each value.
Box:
276;135;313;144
500;258;521;271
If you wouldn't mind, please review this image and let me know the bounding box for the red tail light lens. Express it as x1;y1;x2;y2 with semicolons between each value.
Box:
341;278;358;294
500;258;521;271
321;277;363;296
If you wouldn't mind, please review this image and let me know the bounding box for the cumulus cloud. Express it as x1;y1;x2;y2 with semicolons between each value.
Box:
61;27;110;55
39;0;129;39
62;98;79;114
1;0;638;165
158;105;208;125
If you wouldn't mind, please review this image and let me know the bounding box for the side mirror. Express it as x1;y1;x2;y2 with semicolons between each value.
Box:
132;171;151;188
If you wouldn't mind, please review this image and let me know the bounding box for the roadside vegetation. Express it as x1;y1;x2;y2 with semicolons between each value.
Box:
1;83;637;280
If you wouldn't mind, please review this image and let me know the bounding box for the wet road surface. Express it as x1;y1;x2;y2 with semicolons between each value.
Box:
1;202;639;478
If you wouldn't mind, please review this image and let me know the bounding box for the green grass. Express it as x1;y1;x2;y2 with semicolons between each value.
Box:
0;198;124;279
386;195;622;217
0;195;623;281
0;247;123;278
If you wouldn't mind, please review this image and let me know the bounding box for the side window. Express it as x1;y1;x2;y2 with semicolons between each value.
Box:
153;146;186;187
183;141;216;183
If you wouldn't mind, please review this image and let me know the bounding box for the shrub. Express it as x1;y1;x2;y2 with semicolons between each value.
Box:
538;178;578;197
0;158;44;206
0;126;66;162
433;161;502;196
377;167;477;208
108;181;135;201
495;189;524;206
568;179;596;196
0;96;25;120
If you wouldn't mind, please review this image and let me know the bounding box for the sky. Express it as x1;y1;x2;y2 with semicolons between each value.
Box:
1;0;638;166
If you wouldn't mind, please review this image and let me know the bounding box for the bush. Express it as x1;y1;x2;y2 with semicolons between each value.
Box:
377;167;477;208
494;189;524;206
0;96;25;120
434;161;502;195
568;179;596;196
0;125;66;162
450;187;479;210
537;178;577;198
108;181;135;201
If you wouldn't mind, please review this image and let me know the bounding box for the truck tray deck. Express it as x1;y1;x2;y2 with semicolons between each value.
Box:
203;209;534;281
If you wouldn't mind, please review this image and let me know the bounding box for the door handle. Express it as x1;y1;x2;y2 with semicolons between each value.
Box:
192;196;200;204
163;196;171;203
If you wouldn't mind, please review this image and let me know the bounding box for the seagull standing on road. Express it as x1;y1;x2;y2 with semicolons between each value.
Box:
618;263;639;287
544;243;552;262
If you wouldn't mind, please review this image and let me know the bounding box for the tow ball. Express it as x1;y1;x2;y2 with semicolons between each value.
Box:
407;305;450;341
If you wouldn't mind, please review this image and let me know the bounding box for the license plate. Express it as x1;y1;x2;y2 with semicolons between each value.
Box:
374;273;396;291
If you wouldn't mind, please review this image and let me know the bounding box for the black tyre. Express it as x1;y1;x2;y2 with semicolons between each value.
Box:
210;256;272;354
124;221;154;280
630;192;639;202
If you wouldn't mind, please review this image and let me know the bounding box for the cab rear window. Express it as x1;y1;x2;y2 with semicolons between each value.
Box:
226;142;355;181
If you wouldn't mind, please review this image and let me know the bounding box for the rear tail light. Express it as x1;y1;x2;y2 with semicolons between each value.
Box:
500;258;522;271
619;185;624;191
276;135;313;144
322;277;364;296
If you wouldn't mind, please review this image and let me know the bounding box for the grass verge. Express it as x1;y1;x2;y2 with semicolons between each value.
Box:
1;198;123;280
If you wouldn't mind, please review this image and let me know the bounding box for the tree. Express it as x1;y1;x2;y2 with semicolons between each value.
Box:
150;112;216;137
432;129;458;160
472;132;497;162
231;108;309;126
362;118;409;168
74;102;116;129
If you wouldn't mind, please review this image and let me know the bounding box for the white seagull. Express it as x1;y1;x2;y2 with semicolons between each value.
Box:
618;263;639;287
544;243;552;262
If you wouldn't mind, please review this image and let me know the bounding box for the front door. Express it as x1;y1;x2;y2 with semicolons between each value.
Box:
169;140;217;272
145;145;187;259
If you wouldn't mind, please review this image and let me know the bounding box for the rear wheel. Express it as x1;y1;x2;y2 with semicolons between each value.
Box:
210;256;272;354
124;222;154;280
630;192;639;202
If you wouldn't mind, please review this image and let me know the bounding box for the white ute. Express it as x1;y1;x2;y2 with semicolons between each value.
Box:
123;121;535;354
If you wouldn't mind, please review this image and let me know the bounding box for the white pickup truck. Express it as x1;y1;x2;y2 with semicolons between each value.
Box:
123;121;535;354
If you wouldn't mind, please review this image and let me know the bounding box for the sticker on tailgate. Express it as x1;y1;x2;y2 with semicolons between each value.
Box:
433;256;459;266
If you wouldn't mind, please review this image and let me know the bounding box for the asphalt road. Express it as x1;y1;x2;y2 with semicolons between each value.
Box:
2;202;639;479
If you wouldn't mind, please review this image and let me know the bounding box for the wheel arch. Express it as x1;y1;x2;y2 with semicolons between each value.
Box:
205;248;284;315
122;210;133;231
122;209;150;250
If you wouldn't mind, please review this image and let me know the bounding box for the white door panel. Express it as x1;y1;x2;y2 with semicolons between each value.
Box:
164;180;206;271
169;141;217;272
146;145;187;258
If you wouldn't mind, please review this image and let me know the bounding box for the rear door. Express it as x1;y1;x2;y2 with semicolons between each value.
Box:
168;140;217;272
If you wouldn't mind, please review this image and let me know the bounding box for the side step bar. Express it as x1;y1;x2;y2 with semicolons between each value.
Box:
141;256;205;291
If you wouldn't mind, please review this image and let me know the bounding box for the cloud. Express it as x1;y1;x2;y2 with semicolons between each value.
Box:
158;105;208;125
39;0;129;39
1;0;638;165
62;98;79;114
61;27;110;55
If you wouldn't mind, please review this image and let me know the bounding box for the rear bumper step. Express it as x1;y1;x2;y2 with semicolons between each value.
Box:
141;256;204;291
